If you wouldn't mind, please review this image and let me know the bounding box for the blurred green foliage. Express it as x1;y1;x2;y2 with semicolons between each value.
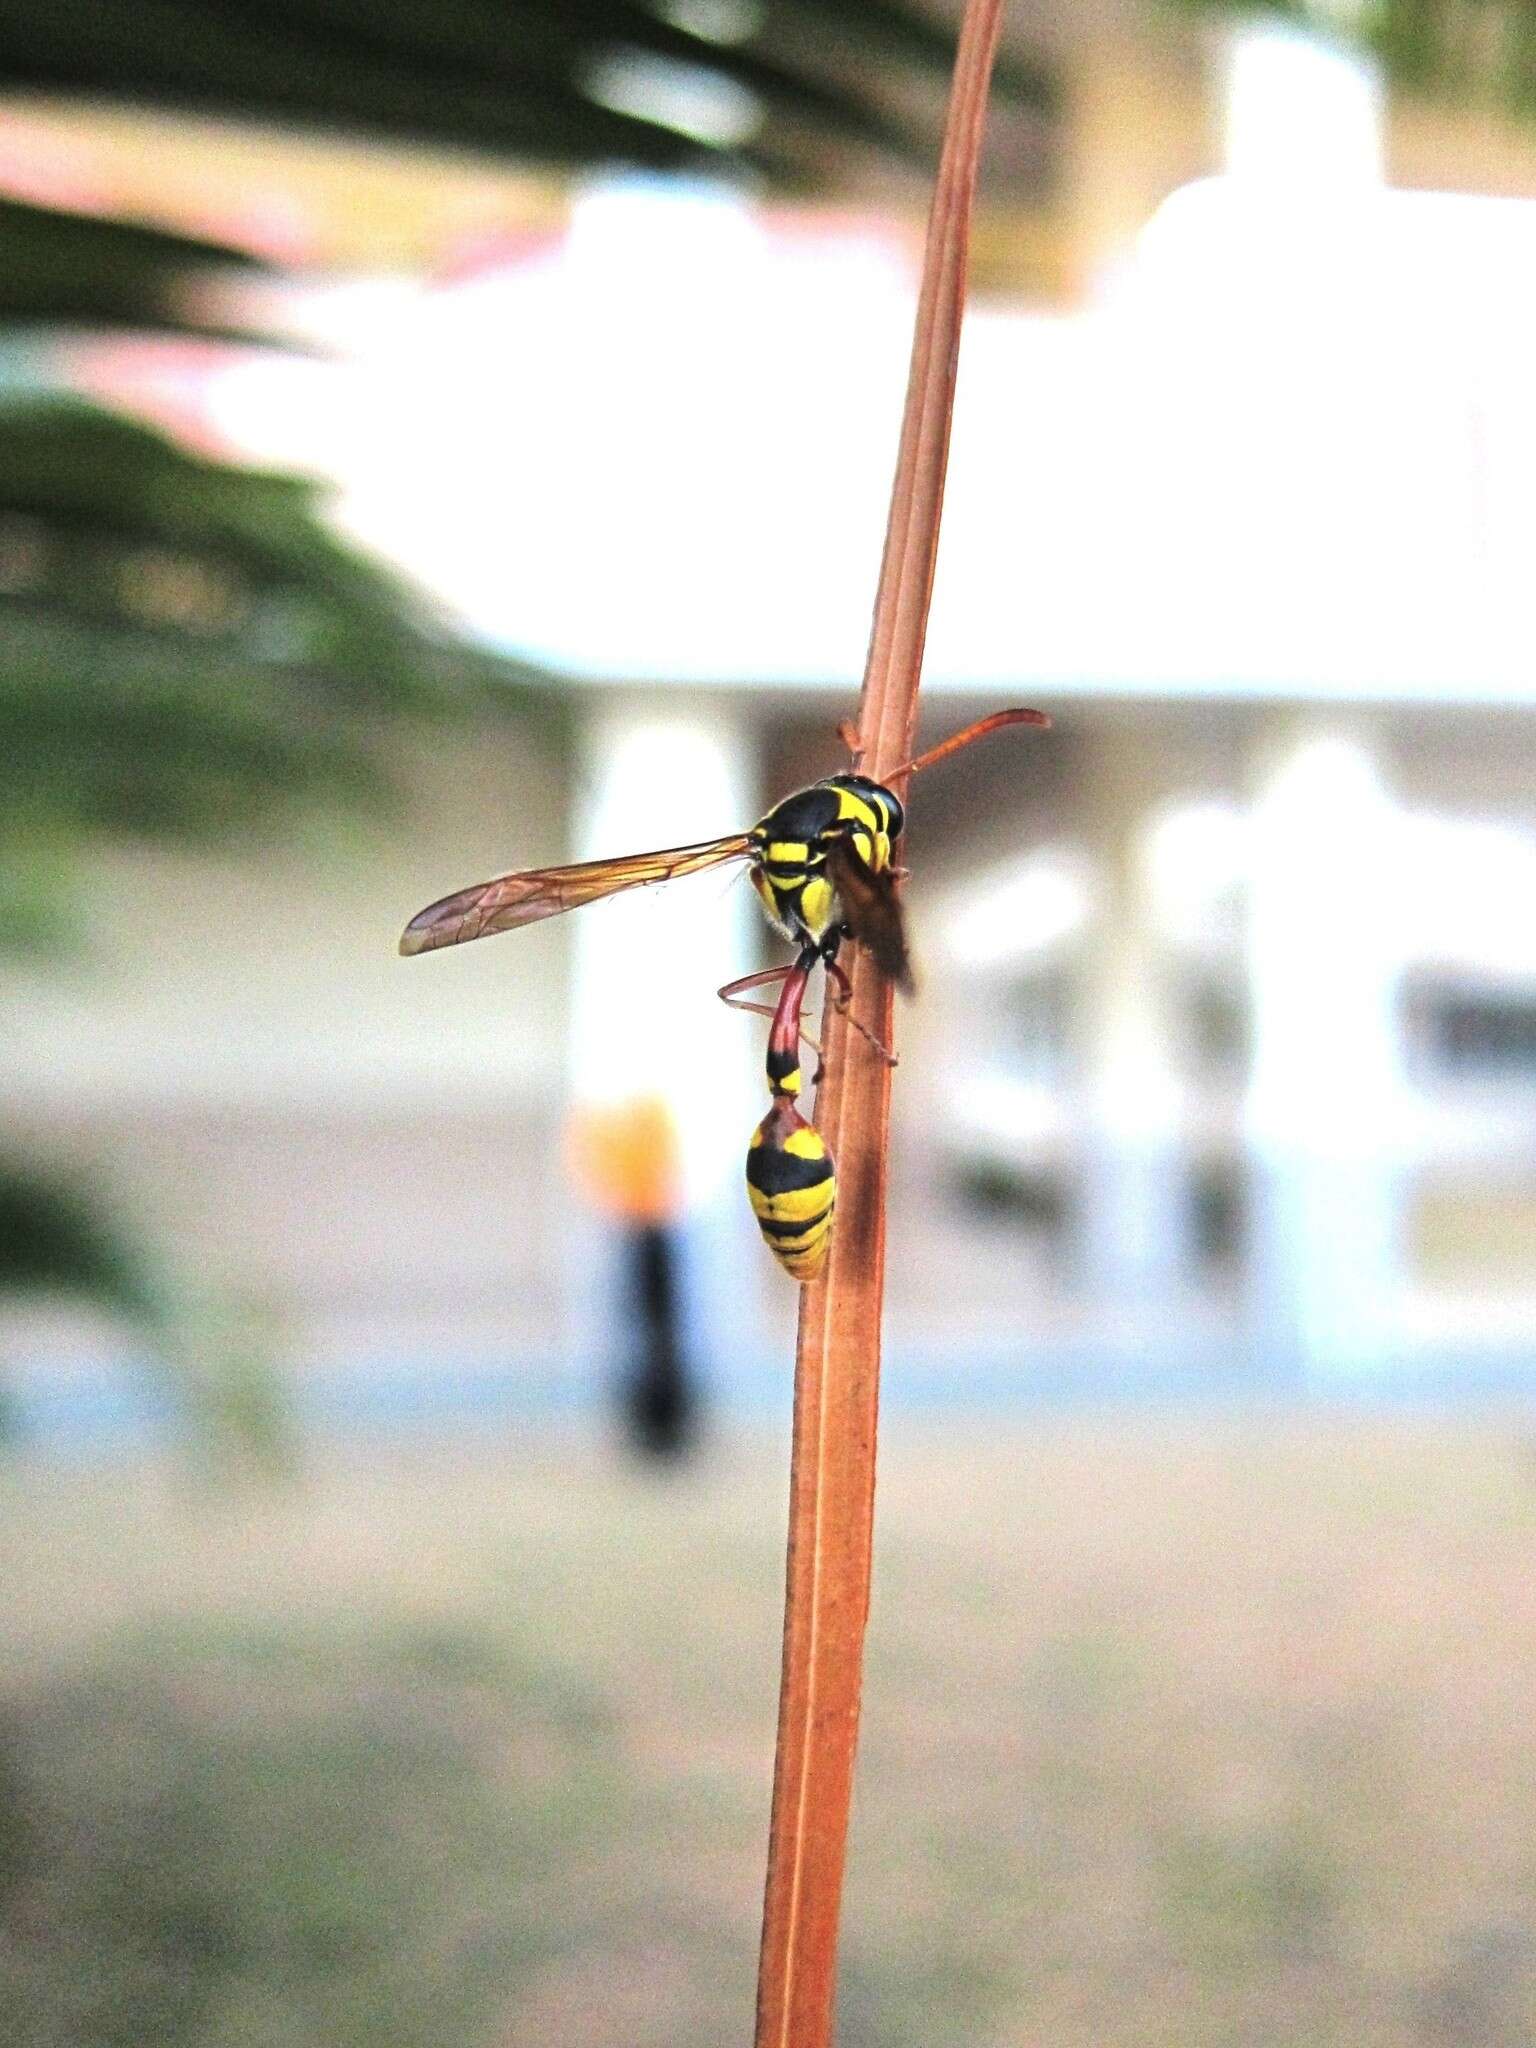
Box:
0;208;544;1451
0;398;486;861
0;396;537;1453
0;2;1054;190
0;195;266;343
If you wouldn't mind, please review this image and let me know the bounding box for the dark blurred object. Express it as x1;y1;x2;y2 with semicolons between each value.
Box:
953;1157;1067;1232
623;1222;697;1459
571;1097;700;1459
0;1;1056;196
0;1157;158;1329
0;1157;160;1452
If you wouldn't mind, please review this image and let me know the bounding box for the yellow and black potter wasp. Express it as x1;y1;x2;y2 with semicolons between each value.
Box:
400;707;1048;1281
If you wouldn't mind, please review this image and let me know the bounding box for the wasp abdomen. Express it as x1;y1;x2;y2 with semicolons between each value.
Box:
746;1095;835;1283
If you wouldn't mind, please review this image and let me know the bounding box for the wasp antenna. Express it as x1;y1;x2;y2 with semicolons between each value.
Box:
896;706;1050;780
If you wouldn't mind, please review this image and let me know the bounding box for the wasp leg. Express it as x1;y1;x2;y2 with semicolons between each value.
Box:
821;949;899;1068
718;965;792;1015
718;966;824;1060
893;706;1050;779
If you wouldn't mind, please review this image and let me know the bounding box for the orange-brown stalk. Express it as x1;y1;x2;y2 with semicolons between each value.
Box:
752;3;1007;2043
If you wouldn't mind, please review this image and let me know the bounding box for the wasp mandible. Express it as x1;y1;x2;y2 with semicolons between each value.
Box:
400;708;1048;1281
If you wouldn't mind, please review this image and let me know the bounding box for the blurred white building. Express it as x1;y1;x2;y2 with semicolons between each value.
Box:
6;20;1536;1420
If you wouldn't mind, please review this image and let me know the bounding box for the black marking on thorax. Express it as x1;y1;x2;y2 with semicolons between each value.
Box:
751;776;904;854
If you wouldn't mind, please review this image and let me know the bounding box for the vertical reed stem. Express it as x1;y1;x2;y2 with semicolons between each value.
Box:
753;4;1006;2041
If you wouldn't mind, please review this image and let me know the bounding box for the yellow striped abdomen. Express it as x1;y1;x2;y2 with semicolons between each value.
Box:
746;1096;835;1282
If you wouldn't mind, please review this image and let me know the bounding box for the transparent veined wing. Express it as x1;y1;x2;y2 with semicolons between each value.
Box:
400;834;754;956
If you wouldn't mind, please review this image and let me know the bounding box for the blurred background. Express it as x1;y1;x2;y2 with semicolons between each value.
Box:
6;2;1536;2043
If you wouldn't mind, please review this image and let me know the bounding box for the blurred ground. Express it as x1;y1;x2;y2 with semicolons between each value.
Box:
5;1414;1536;2047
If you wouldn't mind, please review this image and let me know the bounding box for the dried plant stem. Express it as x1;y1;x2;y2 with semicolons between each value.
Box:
753;3;1006;2043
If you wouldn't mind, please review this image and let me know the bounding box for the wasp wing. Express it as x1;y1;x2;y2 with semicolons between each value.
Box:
400;834;753;956
825;835;915;993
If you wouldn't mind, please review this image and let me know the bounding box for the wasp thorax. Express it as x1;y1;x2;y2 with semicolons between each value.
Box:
745;1095;836;1283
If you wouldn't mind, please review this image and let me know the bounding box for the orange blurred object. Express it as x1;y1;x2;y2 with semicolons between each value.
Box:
568;1096;683;1225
